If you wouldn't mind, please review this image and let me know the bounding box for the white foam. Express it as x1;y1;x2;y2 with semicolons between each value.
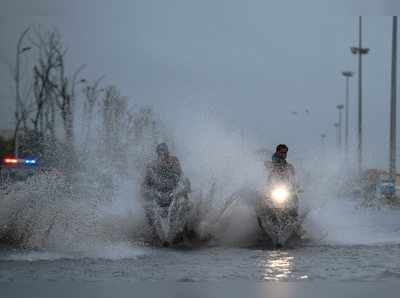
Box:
3;251;72;262
87;243;148;260
1;243;148;262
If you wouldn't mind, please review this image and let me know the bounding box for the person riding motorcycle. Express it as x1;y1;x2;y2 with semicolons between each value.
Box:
142;143;183;207
264;144;299;216
141;143;193;245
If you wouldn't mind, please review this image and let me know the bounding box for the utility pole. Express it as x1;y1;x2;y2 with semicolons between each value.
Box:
334;123;340;152
341;71;354;159
336;104;344;152
389;16;397;189
351;16;369;176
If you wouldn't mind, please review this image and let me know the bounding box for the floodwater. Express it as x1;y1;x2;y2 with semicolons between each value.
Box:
1;242;400;282
2;173;400;285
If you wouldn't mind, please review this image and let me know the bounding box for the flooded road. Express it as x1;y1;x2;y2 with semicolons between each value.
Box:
2;243;400;282
2;173;400;283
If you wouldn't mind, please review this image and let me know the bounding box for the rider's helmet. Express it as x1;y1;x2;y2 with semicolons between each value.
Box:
156;142;169;156
274;144;288;161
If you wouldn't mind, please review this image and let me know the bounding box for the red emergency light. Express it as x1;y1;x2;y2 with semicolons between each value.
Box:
4;158;18;164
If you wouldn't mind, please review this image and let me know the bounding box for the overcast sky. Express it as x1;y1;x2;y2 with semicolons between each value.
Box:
1;1;400;169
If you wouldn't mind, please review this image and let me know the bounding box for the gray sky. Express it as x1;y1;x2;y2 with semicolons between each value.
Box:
1;1;399;169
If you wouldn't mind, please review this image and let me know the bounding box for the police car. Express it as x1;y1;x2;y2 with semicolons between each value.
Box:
0;157;39;184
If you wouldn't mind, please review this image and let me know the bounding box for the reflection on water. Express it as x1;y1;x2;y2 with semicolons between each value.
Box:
262;252;293;281
261;251;308;281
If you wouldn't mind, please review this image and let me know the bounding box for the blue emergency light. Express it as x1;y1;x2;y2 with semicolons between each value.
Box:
24;159;37;164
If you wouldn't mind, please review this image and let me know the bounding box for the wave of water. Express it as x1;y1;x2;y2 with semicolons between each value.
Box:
304;195;400;246
0;117;264;257
0;169;150;260
301;157;400;246
3;163;400;260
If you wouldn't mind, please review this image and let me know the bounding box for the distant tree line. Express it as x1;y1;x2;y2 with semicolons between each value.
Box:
6;26;166;170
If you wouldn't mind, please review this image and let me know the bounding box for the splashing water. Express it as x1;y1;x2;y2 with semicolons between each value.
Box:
0;167;149;259
2;105;400;259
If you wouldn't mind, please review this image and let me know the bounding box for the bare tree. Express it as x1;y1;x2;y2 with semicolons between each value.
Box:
31;28;85;152
13;27;33;157
31;30;62;140
11;26;170;174
55;58;85;150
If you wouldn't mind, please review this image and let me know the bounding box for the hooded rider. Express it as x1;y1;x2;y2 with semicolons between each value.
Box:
141;143;195;245
142;142;182;206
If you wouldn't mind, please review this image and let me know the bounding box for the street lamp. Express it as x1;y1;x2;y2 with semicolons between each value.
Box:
351;16;370;176
389;16;397;190
336;104;344;152
341;71;354;158
334;123;340;151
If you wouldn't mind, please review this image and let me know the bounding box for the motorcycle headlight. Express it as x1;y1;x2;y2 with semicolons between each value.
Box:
270;186;290;204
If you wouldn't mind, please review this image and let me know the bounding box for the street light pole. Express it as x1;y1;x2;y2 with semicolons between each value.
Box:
334;123;340;152
336;104;344;152
389;16;397;186
351;16;369;176
341;71;354;159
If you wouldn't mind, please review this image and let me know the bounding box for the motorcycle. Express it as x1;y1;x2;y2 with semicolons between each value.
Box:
143;178;194;246
255;178;302;248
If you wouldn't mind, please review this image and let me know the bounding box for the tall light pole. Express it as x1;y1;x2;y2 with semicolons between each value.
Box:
336;104;344;152
351;16;369;176
334;123;340;151
341;71;354;158
389;16;397;187
14;27;31;159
